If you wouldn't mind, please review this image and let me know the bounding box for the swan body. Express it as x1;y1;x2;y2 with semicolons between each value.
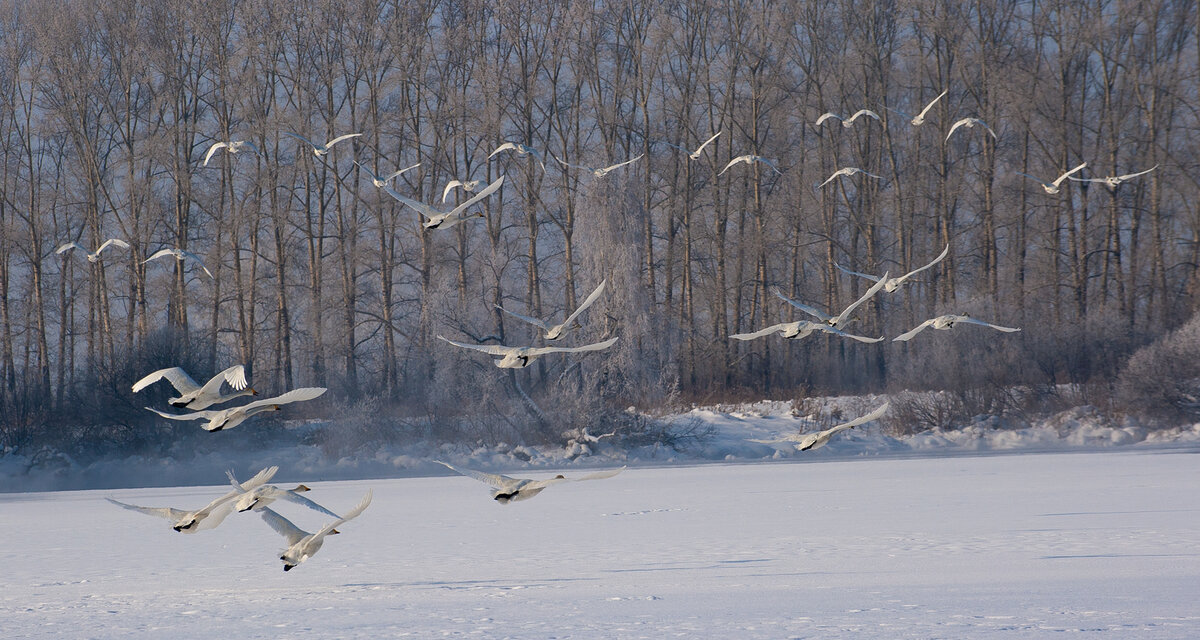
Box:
260;490;372;571
771;273;888;329
106;466;277;532
146;387;327;431
1018;162;1087;194
144;247;214;279
437;461;624;504
751;402;889;451
731;320;882;343
718;155;781;176
945;117;997;142
355;161;420;188
834;244;950;293
282;131;361;157
438;335;618;369
1068;165;1158;188
555;154;644;177
226;470;339;517
385;176;504;230
816;167;883;189
442;179;481;203
132;364;253;410
203;140;259;166
488;142;546;171
56;238;130;263
893;314;1020;342
496;279;607;340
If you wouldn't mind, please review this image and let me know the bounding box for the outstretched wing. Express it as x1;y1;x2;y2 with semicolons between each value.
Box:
1116;165;1158;181
56;241;86;255
324;133;362;149
259;507;309;546
831;402;890;433
527;337;618;356
353;160;385;184
833;271;890;323
195;364;248;398
277;491;341;519
96;238;130;254
106;498;187;522
281;131;320;150
892;318;938;342
557;279;607;330
143;248;177;264
237;387;327;413
179;251;214;279
437;460;516;490
718;155;749;176
770;286;832;323
834;263;883;284
446;175;505;219
1016;172;1050;189
730;323;794;341
569;466;625;482
203;142;228;166
600;154;644;173
382;185;438;219
312;489;373;539
819;325;884;343
1052;162;1087;187
488;142;519;158
945;118;969;142
815;112;842;126
132;367;201;394
495;305;550;331
442;180;464;203
848;109;881;124
437;335;511;356
692;130;722;156
146;406;218;422
914;89;948;121
384;163;420;182
898;244;950;282
958;317;1021;333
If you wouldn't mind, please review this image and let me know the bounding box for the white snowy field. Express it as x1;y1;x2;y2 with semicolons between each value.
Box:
3;450;1199;638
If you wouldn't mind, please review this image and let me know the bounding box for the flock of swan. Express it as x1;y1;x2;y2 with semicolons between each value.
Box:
93;83;1158;571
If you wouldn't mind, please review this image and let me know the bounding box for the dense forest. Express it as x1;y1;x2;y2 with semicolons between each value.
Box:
1;0;1198;456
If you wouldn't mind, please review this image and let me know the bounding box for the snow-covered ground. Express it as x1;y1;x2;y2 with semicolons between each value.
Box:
3;450;1198;638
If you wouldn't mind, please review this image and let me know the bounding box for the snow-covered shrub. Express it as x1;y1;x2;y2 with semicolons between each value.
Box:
1115;312;1200;423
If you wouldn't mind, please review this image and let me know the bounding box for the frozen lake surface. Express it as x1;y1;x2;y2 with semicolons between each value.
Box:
3;449;1199;638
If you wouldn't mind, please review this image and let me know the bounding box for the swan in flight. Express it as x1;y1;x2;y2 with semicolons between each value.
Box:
488;142;546;171
226;470;339;517
441;179;481;203
260;490;372;571
893;314;1020;342
886;89;948;126
282;131;361;157
144;247;214;279
385;176;504;230
55;238;130;263
816;167;883;189
834;244;950;293
436;461;625;504
945;117;997;142
662;130;722;160
203;140;259;166
496;279;607;340
815;109;883;129
132;364;254;410
555;153;644;178
718;154;782;176
1018;162;1087;194
146;387;328;432
751;402;889;451
731;320;883;343
771;274;888;329
1068;164;1158;189
106;466;278;532
355;161;420;188
437;335;618;369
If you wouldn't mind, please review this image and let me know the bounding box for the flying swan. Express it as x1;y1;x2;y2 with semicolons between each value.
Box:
106;466;277;532
226;470;340;517
436;461;625;504
385;176;504;230
203;140;260;166
146;387;328;432
132;364;254;410
282;131;362;157
718;154;782;176
750;402;890;452
771;274;889;329
144;247;214;279
1018;162;1087;194
834;244;950;293
555;154;644;178
438;335;618;369
1068;165;1158;189
260;490;373;571
731;320;883;343
885;89;948;126
893;314;1020;342
496;279;607;341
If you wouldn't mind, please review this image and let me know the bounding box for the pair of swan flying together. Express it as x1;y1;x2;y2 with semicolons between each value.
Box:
133;364;253;410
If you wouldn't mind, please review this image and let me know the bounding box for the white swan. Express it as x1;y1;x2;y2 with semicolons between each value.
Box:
555;153;644;177
718;154;782;175
496;279;607;340
816;167;883;189
203;140;259;166
437;461;625;504
731;320;883;343
815;108;882;129
106;466;277;532
1018;162;1087;194
771;274;888;329
751;402;889;451
355;160;420;188
385;176;504;230
442;179;481;203
132;364;254;410
260;490;372;571
1068;164;1158;189
55;238;130;263
438;335;618;369
834;244;950;293
146;387;328;432
886;89;947;126
945;117;997;142
661;130;722;160
226;470;340;517
144;247;214;279
893;314;1020;342
488;142;546;171
282;131;361;157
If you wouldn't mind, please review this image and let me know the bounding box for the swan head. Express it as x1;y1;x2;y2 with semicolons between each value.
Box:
282;561;296;571
249;388;258;396
554;474;566;480
330;529;340;535
292;484;312;492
